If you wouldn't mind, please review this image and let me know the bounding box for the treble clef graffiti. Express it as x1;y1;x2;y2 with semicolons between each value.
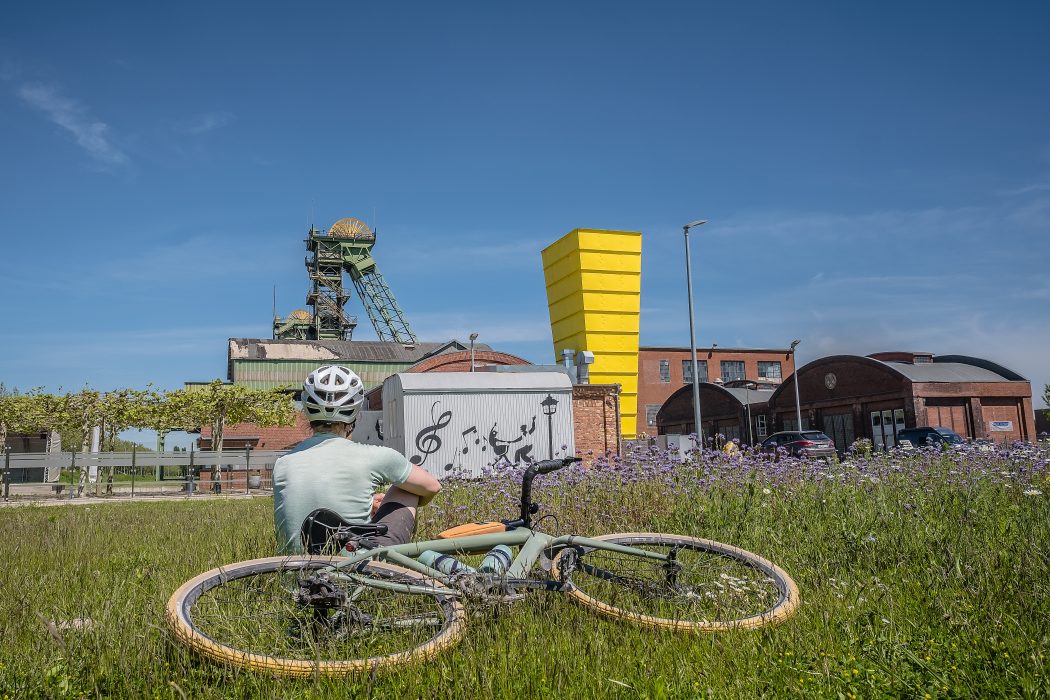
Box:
409;401;453;467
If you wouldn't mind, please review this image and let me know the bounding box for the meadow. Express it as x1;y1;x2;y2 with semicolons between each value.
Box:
0;443;1047;699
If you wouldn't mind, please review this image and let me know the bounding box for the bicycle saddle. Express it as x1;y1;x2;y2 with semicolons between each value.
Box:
300;508;389;554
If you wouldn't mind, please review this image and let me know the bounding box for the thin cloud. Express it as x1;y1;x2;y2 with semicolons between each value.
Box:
175;111;236;135
997;182;1050;197
16;83;129;167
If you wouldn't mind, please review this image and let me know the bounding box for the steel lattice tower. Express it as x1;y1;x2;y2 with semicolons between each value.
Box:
278;218;416;343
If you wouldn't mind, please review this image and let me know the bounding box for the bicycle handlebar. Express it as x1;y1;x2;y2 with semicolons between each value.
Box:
518;457;581;526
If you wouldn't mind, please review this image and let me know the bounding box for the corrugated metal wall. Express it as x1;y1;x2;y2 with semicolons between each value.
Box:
354;410;384;446
232;360;414;390
386;387;574;478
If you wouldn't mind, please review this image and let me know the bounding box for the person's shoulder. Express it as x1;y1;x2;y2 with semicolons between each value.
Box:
277;435;331;460
347;441;405;460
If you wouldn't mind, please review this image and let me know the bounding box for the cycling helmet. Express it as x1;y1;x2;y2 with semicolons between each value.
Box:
302;365;365;425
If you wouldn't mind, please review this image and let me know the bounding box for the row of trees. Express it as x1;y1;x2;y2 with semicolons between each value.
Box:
0;381;297;455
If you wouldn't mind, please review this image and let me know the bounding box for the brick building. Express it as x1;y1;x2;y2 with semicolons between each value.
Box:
2;431;59;454
637;346;794;436
656;381;774;446
570;383;621;459
654;351;1036;452
765;352;1036;450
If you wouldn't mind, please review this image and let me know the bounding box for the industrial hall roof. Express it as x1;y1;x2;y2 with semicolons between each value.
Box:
226;338;495;391
722;386;773;406
882;361;1016;383
228;338;492;364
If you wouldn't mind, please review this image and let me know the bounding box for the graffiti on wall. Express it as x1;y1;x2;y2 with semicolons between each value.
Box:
408;394;564;472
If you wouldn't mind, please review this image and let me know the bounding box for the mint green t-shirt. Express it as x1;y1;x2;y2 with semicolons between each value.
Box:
272;434;413;554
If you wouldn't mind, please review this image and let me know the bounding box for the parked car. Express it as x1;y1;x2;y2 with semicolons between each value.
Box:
896;426;965;449
760;431;836;459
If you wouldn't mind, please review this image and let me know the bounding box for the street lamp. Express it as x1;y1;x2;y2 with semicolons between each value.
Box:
790;339;802;431
469;332;479;372
683;219;707;448
541;393;559;460
743;380;756;445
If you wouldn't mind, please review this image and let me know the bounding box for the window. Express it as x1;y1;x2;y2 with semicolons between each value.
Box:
658;360;670;383
720;360;745;382
646;404;661;427
756;414;767;438
682;360;708;383
757;361;782;380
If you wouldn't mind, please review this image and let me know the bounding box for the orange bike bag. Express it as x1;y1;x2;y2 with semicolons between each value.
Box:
437;521;507;539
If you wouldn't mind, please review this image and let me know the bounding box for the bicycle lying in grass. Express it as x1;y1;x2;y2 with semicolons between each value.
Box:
166;458;800;677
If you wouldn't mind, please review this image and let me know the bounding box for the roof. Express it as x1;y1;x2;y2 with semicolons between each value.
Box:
228;338;490;364
388;371;573;393
722;387;772;406
639;346;791;353
882;361;1014;383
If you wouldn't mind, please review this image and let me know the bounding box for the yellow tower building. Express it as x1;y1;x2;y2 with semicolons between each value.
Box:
541;228;642;440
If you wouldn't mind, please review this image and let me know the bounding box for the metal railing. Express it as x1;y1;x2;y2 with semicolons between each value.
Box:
2;446;289;502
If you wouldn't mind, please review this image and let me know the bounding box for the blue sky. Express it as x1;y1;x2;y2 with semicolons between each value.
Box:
2;1;1049;421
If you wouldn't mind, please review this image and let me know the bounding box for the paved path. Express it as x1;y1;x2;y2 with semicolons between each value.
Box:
1;490;272;508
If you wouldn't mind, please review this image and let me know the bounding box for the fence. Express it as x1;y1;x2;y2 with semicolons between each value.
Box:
1;447;289;502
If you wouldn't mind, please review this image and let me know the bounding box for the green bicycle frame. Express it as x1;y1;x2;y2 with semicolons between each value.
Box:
321;528;669;598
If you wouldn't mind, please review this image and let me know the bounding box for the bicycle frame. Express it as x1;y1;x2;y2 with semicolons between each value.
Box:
319;528;669;598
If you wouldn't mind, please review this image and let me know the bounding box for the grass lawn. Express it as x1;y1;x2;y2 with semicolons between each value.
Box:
1;445;1048;698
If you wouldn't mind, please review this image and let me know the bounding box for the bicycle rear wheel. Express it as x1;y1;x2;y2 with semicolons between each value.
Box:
166;555;466;677
551;533;799;632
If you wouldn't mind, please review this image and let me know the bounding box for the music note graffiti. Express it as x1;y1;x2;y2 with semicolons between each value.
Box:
513;444;534;465
409;401;453;467
460;426;484;455
488;419;539;466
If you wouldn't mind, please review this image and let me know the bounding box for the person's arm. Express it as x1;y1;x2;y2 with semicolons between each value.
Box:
395;465;442;506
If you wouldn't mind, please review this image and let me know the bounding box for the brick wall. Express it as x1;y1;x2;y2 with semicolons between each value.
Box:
637;347;792;437
199;411;313;450
572;384;620;462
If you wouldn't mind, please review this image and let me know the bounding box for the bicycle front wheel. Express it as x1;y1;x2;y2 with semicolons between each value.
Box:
551;533;799;632
166;556;466;677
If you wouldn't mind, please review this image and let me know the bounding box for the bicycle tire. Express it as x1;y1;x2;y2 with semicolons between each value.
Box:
166;555;466;677
551;532;799;632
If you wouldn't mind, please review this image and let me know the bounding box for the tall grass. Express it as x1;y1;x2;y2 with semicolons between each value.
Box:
0;444;1047;698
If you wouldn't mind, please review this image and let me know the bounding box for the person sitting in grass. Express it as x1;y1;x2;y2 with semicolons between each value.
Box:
272;365;442;554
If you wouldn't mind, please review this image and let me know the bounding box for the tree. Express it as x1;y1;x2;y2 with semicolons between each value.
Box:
1043;384;1049;423
62;388;105;453
0;385;34;451
167;381;296;481
21;390;71;452
99;388;153;451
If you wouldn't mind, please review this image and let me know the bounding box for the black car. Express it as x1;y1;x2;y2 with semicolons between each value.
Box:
896;427;964;448
760;431;837;459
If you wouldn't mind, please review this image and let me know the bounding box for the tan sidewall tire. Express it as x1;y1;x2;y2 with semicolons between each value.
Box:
552;532;800;633
165;555;466;677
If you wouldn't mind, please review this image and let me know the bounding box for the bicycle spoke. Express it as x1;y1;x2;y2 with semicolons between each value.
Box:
570;541;783;625
187;562;454;662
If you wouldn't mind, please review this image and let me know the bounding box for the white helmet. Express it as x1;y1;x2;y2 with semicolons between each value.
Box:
302;365;365;425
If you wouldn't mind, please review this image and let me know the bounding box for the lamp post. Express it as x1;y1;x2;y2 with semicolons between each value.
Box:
683;219;707;448
790;339;802;431
469;332;479;372
541;393;559;459
743;380;756;446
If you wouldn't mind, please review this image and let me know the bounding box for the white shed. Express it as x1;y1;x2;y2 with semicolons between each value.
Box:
383;372;575;478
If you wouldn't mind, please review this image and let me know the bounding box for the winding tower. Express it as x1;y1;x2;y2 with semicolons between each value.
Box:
273;217;417;343
306;223;358;340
